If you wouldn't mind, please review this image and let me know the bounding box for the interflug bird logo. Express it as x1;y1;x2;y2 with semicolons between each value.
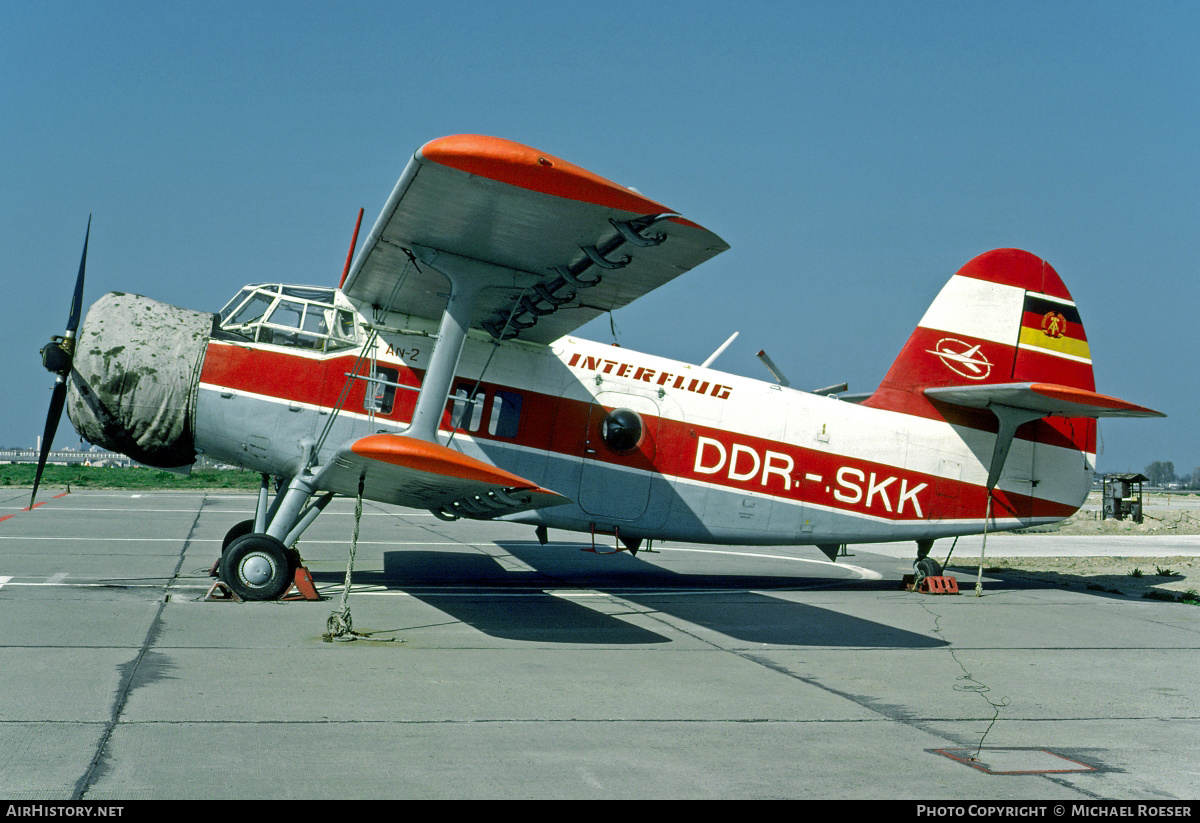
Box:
928;337;992;380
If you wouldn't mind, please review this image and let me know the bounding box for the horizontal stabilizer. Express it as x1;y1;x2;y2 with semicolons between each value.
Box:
316;434;572;519
925;382;1164;419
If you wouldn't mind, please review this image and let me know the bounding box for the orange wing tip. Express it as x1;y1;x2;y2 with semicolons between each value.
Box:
418;134;700;226
351;434;538;489
1027;383;1164;417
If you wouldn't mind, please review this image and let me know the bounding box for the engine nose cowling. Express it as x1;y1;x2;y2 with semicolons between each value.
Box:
66;292;215;468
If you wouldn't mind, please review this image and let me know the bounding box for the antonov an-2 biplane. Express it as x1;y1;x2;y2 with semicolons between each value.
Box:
35;135;1163;600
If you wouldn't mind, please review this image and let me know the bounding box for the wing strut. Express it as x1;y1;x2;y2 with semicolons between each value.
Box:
404;245;510;442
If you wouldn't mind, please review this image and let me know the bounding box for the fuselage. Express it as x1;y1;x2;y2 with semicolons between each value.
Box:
190;285;1094;549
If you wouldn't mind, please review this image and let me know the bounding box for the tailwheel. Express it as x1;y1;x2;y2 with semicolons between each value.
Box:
911;539;944;589
220;533;296;601
914;555;943;580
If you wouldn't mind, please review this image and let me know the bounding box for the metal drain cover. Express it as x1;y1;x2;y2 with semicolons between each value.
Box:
936;748;1096;775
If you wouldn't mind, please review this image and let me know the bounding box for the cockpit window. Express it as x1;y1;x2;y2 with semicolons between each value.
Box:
267;299;305;328
281;285;335;302
227;292;273;327
219;287;261;323
214;284;359;352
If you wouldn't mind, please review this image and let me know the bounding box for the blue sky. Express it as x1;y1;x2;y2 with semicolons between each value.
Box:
3;1;1196;474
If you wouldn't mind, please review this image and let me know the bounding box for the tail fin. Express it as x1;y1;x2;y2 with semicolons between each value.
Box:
862;249;1160;524
863;249;1096;417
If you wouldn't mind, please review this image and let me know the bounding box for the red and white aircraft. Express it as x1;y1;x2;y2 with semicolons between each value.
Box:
35;135;1163;600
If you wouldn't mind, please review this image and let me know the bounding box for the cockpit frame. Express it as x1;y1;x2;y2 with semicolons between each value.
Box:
216;284;359;353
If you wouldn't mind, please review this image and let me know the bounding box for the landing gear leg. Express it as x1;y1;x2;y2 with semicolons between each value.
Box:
217;474;282;556
215;474;282;563
216;475;333;601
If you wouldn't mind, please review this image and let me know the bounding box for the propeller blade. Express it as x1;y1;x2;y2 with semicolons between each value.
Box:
32;217;92;508
67;215;91;333
31;380;67;509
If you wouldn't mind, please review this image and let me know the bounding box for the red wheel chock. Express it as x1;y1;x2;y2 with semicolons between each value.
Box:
923;575;959;594
203;566;320;602
204;580;242;602
903;574;960;594
281;566;321;601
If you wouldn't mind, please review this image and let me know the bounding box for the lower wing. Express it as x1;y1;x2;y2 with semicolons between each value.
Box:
314;433;571;520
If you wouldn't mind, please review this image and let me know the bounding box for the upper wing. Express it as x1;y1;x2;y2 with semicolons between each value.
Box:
342;135;729;344
925;382;1164;418
314;433;571;519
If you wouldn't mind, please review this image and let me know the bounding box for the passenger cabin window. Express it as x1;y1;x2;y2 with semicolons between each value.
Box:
489;391;522;438
442;385;522;438
215;284;358;352
365;367;400;415
448;386;485;432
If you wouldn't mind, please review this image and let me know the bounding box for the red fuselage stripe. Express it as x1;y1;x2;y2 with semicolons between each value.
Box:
199;341;1082;522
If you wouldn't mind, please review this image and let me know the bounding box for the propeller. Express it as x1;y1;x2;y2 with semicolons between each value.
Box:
31;216;90;508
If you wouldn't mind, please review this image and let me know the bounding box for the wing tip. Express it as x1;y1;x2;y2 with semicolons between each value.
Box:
417;134;701;225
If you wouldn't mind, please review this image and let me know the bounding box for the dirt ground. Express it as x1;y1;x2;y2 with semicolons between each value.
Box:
939;493;1200;602
1024;493;1200;537
944;555;1199;602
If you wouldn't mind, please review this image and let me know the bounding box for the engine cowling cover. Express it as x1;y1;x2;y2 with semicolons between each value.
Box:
66;292;214;468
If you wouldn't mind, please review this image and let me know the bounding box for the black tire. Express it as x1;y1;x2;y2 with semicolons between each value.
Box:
222;519;255;553
220;533;294;601
914;556;943;579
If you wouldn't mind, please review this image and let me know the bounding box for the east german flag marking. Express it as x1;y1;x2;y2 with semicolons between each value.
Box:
1019;293;1090;362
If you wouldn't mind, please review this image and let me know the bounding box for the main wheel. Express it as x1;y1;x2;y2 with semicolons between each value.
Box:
220;533;294;601
222;519;255;552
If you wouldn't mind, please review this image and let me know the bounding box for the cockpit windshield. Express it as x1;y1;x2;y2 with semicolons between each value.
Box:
216;285;359;352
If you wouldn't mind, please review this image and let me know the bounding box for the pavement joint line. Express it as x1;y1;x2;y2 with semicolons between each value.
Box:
70;493;209;801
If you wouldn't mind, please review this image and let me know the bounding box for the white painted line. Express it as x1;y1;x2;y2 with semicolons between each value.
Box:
330;586;858;598
4;581;169;588
0;576;10;589
0;506;433;516
1;580;832;596
0;536;455;543
651;545;884;580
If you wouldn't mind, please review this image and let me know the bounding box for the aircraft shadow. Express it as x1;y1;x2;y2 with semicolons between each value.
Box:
311;542;945;648
334;551;670;644
500;540;944;648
